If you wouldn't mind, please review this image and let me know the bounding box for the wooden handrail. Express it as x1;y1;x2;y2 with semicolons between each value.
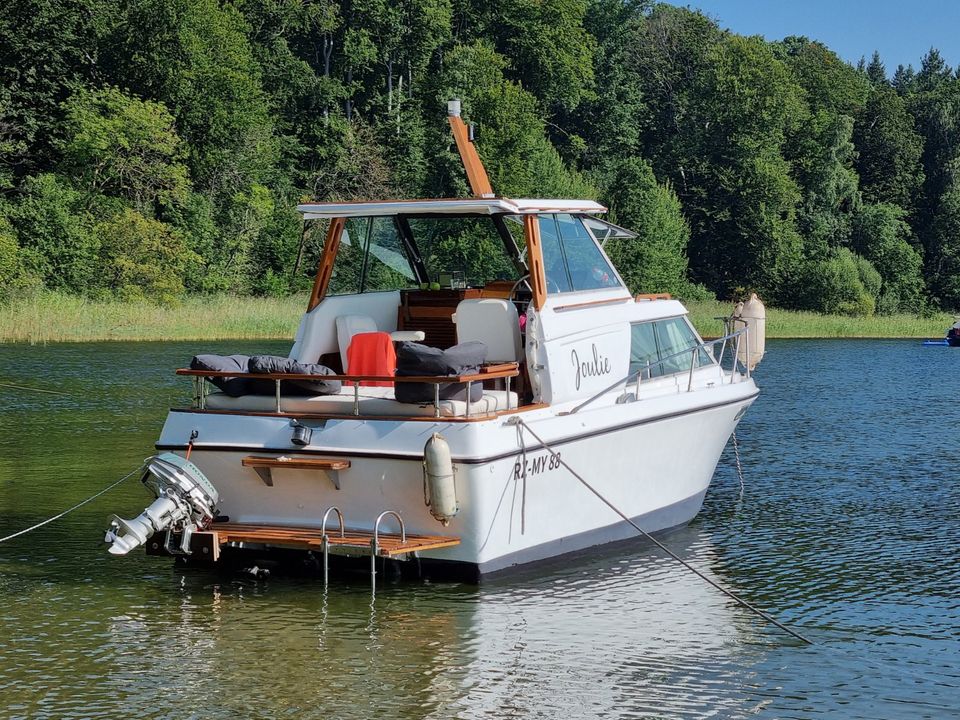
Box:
176;363;519;384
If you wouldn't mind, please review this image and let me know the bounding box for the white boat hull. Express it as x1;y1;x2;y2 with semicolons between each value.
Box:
156;378;757;576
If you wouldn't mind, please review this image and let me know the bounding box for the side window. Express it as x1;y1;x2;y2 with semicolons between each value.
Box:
556;214;619;291
654;317;712;374
328;218;365;295
328;217;417;296
629;317;712;379
629;322;660;378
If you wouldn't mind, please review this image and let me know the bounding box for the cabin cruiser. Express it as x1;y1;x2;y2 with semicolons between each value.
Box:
105;102;760;580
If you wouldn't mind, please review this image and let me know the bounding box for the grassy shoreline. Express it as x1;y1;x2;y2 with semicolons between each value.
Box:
0;292;952;344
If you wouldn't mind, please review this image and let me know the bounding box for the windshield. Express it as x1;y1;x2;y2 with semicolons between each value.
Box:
407;216;520;287
322;212;622;295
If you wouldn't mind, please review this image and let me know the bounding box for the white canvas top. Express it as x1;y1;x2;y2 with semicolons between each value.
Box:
297;197;607;219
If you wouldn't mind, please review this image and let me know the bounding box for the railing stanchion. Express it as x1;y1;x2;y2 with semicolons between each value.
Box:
275;379;281;413
687;347;696;392
745;325;751;379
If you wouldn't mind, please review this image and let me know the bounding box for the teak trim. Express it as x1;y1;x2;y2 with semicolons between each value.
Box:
241;455;350;488
523;215;547;311
553;296;633;312
448;115;494;198
308;216;346;311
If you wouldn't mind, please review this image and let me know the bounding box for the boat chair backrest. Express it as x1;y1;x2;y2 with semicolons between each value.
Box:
336;314;379;371
337;314;426;371
454;299;522;363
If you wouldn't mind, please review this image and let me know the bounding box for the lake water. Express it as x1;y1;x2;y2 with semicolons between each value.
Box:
0;339;958;719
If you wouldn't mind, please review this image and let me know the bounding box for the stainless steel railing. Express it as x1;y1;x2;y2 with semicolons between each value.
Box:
565;326;750;415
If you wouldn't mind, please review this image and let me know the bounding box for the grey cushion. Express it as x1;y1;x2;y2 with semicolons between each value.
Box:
248;355;342;395
190;354;272;397
394;341;486;403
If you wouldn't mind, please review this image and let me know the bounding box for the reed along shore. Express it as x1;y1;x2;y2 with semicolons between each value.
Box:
0;293;951;344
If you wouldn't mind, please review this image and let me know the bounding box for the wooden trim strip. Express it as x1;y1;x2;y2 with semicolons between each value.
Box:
523;215;547;311
242;456;351;471
307;216;346;311
448;115;494;197
553;296;633;312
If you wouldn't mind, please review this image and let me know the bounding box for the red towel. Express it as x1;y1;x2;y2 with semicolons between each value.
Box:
346;332;396;387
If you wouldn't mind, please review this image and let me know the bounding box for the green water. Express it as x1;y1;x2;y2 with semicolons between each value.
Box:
1;339;958;719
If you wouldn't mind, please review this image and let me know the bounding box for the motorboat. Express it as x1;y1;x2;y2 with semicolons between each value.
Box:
105;101;760;581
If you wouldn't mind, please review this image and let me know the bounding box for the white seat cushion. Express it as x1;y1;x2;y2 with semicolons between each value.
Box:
335;315;378;370
454;299;522;363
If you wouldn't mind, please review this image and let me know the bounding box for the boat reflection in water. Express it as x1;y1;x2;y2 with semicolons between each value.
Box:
98;529;765;718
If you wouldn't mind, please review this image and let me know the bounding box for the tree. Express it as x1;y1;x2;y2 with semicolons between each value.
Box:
8;174;100;293
850;203;924;313
681;35;805;299
778;37;867;258
455;0;596;112
58;87;190;213
603;157;691;296
424;41;594;199
95;207;199;302
0;0;117;178
853;85;924;209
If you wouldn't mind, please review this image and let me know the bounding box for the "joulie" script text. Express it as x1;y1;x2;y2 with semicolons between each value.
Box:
571;344;612;390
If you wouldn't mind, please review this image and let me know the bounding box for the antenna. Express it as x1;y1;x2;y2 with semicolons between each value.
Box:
447;99;494;198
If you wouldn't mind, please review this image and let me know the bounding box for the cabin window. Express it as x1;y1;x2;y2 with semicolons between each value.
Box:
629;317;713;379
407;217;519;287
537;214;621;294
328;217;418;295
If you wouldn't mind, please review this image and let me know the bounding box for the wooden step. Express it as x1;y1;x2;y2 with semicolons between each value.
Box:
241;455;350;487
207;522;460;558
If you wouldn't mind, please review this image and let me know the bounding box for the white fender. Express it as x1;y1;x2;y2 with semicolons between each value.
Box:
423;433;458;526
734;293;766;370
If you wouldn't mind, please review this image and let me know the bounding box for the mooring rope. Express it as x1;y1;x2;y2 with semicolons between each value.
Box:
0;462;146;544
509;417;813;645
0;381;69;396
731;430;745;499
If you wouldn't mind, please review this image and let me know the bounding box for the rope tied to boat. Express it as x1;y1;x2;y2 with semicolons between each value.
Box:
0;462;147;544
731;430;745;500
508;417;813;645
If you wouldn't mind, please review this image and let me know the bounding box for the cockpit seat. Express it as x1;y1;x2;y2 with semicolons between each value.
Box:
335;314;424;371
453;299;522;363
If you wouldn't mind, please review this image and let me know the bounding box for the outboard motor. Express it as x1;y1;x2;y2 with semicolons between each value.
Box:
105;452;219;556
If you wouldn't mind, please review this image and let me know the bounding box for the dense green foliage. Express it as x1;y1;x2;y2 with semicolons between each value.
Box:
0;1;958;314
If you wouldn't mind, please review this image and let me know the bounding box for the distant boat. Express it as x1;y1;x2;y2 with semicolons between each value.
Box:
948;321;960;346
922;320;960;346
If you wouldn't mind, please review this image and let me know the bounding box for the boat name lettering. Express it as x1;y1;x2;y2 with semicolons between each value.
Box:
513;451;561;480
571;344;611;390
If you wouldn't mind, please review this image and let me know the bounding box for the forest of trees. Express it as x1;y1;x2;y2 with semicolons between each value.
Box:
2;0;960;315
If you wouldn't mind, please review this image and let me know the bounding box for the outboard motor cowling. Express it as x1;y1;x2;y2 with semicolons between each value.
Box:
106;453;219;556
